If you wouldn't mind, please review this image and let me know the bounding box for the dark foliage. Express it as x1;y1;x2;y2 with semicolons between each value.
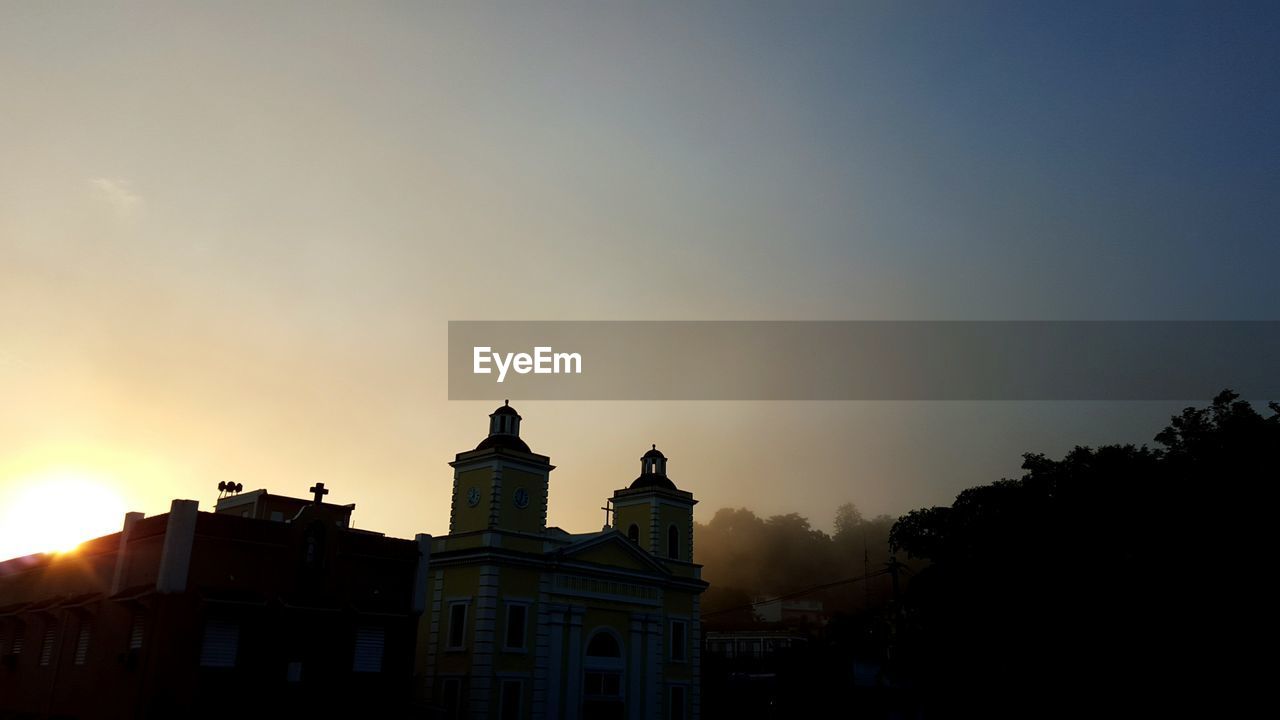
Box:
888;391;1278;716
695;503;902;620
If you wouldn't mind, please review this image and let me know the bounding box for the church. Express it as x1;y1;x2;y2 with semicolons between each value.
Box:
416;403;708;720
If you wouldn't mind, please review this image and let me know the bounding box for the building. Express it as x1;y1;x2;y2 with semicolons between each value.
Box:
750;598;828;627
0;485;427;719
703;630;810;662
417;403;708;720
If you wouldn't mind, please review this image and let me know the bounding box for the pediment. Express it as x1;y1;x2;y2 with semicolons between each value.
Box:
556;531;670;575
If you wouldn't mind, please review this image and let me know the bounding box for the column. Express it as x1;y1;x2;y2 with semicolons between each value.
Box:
470;564;501;717
564;606;585;720
546;604;567;719
629;615;645;720
645;614;663;720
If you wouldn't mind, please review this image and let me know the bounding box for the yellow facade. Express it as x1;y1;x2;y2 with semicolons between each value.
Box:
416;404;707;720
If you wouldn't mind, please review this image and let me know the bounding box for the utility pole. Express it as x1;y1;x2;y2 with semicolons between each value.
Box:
884;554;907;677
886;555;905;629
862;528;871;611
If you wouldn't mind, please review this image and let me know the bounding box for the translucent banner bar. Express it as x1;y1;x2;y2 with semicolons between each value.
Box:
448;321;1280;401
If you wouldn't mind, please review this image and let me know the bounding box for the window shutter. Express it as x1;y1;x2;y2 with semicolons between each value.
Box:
129;613;145;650
199;619;239;668
74;623;91;665
352;625;385;673
39;627;56;666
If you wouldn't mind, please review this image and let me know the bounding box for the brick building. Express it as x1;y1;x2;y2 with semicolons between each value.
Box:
0;487;428;719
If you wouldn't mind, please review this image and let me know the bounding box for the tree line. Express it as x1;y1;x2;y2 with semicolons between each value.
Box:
695;390;1277;716
694;501;904;622
886;390;1276;715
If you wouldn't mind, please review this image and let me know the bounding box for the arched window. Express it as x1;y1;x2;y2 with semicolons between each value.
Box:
667;525;679;559
584;629;624;718
627;524;639;543
586;630;620;658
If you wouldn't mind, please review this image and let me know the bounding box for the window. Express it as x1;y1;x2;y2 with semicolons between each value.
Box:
670;620;686;662
286;661;303;682
447;602;468;650
8;626;24;656
352;625;385;672
504;604;527;651
303;522;326;569
39;625;56;666
670;685;687;720
667;525;679;559
586;631;620;658
584;671;622;698
627;524;639;543
500;679;522;720
736;638;761;659
129;613;144;650
270;511;284;522
74;621;91;665
198;619;239;668
584;629;624;714
441;677;463;720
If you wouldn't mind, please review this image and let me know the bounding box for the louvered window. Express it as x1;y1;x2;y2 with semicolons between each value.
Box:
352;625;384;673
198;619;239;668
74;622;91;665
129;613;144;650
39;626;56;666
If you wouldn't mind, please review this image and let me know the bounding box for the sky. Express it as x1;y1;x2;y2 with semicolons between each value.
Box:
1;1;1277;555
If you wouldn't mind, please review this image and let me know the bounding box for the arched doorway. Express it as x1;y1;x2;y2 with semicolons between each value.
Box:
582;629;625;720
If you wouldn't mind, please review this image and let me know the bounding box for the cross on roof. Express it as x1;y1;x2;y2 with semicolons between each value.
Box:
309;482;330;504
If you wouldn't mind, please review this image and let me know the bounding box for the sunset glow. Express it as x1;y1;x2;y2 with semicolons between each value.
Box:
0;469;128;560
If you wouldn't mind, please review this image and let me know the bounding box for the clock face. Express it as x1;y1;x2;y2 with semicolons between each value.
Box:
467;486;481;507
513;487;529;509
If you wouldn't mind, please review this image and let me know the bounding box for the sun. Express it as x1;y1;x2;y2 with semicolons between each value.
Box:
0;469;128;560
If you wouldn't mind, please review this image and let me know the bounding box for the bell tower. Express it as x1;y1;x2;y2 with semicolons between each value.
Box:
612;444;696;563
448;401;553;538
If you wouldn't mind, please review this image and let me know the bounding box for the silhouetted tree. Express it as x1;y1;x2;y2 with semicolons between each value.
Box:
834;502;864;536
888;391;1278;717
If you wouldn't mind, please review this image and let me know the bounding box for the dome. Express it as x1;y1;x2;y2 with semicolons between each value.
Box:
477;400;529;452
632;443;677;490
491;400;520;417
629;472;678;491
475;433;532;453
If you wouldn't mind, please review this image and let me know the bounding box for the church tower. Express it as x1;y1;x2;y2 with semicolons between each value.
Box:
421;409;706;720
612;445;697;563
448;401;554;540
